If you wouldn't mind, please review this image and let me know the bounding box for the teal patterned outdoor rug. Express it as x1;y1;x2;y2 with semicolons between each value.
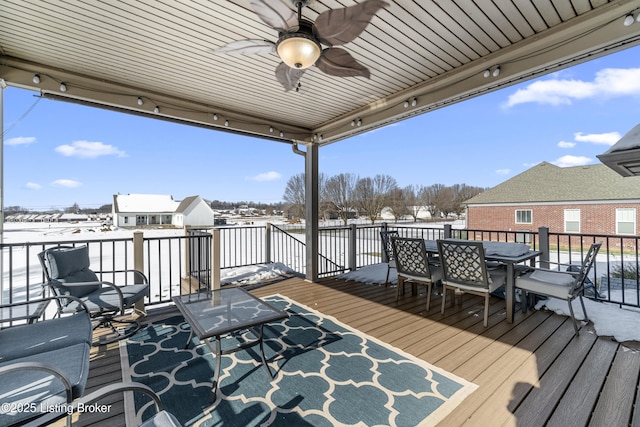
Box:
120;294;477;426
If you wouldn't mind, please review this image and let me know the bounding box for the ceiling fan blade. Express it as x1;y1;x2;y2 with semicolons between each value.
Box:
314;0;389;46
215;39;276;54
316;48;370;79
275;62;306;92
250;0;299;32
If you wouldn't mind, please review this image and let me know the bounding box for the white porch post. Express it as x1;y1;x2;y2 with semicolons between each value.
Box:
305;142;319;281
211;228;221;290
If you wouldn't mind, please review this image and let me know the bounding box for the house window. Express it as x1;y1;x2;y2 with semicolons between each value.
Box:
564;209;581;233
515;209;532;224
616;208;636;235
124;217;129;224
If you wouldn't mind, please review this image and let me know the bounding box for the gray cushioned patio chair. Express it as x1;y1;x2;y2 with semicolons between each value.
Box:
38;245;149;345
22;382;182;427
516;241;601;336
437;239;507;327
380;230;399;285
0;295;92;427
391;237;443;311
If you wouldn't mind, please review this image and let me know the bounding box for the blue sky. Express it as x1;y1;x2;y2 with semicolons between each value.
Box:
3;45;640;211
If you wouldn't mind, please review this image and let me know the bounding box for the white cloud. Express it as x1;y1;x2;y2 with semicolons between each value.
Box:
574;131;621;146
495;168;511;175
52;179;82;188
557;141;576;148
55;140;127;158
504;67;640;107
248;171;282;182
552;155;592;167
25;182;42;190
5;136;36;146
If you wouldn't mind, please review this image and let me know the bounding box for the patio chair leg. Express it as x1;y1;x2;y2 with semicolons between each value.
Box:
425;283;432;311
441;286;447;315
385;266;390;286
579;295;589;323
396;276;403;302
484;294;490;327
567;300;580;336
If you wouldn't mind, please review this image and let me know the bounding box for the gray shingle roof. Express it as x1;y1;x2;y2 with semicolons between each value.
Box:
466;162;640;205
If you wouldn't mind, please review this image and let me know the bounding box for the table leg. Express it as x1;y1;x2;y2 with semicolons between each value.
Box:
257;324;274;378
506;262;514;323
205;336;222;396
184;328;194;349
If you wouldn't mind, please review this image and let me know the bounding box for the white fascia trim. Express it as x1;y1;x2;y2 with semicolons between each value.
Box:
466;200;640;207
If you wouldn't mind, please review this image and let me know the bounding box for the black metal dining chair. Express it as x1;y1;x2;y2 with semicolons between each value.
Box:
437;239;507;327
391;237;442;311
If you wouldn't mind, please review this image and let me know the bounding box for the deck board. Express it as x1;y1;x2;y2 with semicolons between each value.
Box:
546;337;619;427
590;345;640;426
49;276;640;426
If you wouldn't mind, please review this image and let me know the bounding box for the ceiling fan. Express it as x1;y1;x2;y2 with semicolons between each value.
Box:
216;0;389;92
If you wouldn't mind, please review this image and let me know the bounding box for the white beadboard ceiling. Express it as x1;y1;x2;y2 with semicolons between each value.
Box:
1;0;639;146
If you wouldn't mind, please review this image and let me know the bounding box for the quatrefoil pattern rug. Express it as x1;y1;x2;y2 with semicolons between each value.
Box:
121;294;477;426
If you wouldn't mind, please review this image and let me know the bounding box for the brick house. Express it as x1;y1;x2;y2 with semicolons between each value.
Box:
465;162;640;240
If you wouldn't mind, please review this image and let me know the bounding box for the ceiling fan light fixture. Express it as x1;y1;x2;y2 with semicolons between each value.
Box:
276;20;321;69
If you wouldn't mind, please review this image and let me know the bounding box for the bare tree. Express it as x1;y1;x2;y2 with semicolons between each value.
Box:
282;173;306;219
65;203;80;214
282;173;326;219
418;184;445;218
354;174;398;224
387;187;411;222
435;186;456;218
324;173;358;225
451;184;485;216
403;185;420;222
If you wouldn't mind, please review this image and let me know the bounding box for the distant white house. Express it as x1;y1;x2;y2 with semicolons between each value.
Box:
112;194;214;228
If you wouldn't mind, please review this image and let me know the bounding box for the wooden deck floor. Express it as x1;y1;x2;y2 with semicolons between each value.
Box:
59;276;640;426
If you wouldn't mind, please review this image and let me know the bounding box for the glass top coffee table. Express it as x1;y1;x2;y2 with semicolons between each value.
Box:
172;287;288;396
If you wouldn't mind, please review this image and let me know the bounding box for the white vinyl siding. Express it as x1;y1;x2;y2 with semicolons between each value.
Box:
564;209;581;233
616;208;636;235
515;209;532;224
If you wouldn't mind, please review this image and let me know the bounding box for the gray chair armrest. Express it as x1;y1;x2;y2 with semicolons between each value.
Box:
94;269;149;284
0;361;73;403
23;382;177;427
0;295;91;324
76;382;162;411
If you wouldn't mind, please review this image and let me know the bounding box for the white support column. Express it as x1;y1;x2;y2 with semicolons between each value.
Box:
304;143;319;281
211;228;221;290
133;231;146;315
0;80;5;300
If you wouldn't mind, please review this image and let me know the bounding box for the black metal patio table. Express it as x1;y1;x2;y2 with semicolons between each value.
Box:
425;240;542;323
172;287;288;396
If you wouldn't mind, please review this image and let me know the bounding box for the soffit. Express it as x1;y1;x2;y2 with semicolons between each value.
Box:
1;0;639;146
